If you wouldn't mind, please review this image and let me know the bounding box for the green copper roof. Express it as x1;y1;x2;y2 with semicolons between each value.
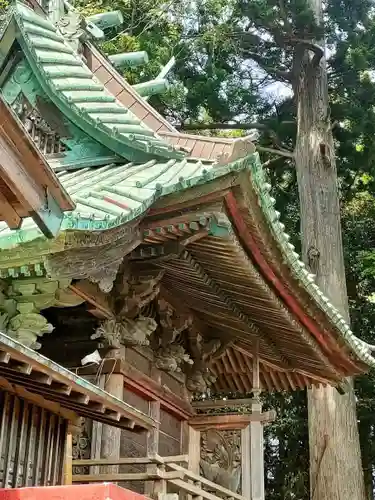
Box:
7;2;184;163
0;154;249;248
249;157;375;368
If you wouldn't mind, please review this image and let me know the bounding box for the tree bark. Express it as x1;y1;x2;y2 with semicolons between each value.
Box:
293;2;366;498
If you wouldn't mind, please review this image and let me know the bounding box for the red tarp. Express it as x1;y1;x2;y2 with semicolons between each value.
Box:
0;484;145;500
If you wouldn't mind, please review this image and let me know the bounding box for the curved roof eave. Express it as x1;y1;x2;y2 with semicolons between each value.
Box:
234;154;375;370
10;2;184;163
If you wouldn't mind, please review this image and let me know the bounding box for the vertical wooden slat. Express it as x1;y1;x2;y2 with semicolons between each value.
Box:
0;391;69;489
51;416;62;486
3;395;18;487
12;399;29;488
32;407;46;485
24;404;36;486
58;420;68;485
42;412;54;485
0;392;10;488
90;375;105;475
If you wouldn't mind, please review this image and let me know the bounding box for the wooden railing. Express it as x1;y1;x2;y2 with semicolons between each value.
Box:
71;454;248;500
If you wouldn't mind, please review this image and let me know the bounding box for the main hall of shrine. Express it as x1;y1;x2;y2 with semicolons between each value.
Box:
0;2;373;500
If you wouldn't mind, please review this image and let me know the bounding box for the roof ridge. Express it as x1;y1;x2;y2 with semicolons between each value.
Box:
9;1;185;163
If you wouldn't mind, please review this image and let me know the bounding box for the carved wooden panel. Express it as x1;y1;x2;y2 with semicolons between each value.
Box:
200;429;242;494
72;418;91;476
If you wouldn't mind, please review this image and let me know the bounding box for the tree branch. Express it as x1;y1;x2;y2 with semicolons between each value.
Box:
257;145;295;159
177;122;267;131
286;37;324;67
242;51;293;82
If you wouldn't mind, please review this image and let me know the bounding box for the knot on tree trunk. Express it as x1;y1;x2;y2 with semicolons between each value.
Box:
307;246;320;274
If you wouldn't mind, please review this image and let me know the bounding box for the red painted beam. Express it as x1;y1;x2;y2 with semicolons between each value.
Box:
225;192;360;374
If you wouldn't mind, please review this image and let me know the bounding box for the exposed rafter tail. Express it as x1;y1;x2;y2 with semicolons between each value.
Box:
133;79;169;98
109;51;149;70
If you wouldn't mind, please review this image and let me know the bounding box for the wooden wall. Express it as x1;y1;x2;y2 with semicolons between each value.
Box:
0;390;67;488
80;346;191;492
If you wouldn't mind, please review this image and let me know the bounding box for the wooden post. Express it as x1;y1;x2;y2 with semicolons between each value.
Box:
249;401;265;500
146;366;161;498
64;426;73;485
249;345;265;500
90;375;105;475
188;425;200;474
100;369;124;476
241;425;251;500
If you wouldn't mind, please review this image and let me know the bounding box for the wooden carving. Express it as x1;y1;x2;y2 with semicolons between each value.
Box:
92;316;157;348
186;333;221;393
72;418;91;476
112;264;164;319
154;298;193;373
200;429;242;493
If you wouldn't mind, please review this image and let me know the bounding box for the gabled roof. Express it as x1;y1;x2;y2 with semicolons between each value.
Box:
3;2;184;163
83;44;240;162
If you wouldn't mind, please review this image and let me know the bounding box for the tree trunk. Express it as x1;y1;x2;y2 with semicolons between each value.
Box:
293;2;366;499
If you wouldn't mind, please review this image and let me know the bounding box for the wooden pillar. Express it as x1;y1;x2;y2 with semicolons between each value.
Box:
241;425;251;500
249;401;265;500
145;366;161;498
249;342;265;500
100;352;124;475
63;425;73;485
188;425;200;474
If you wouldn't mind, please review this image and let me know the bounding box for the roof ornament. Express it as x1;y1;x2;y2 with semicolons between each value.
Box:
57;2;124;56
216;135;256;166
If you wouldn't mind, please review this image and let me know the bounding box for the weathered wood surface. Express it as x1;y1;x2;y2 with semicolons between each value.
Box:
73;470;184;483
0;390;67;488
72;454;188;466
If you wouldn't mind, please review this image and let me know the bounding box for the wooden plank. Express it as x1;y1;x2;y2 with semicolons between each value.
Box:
12;399;30;487
192;399;257;410
78;359;194;419
33;407;46;485
52;416;63;485
189;412;275;431
64;429;73;485
72;470;184;483
168;479;244;500
90;375;104;475
145;399;161;496
100;371;124;475
187;426;200;475
0;190;21;228
69;281;113;319
73;455;188;467
3;394;18;487
167;463;246;500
